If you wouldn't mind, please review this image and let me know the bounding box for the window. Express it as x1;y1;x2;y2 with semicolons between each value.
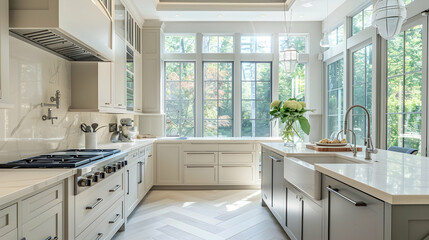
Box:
352;44;372;145
126;46;134;111
241;35;272;53
352;5;373;35
386;25;423;152
241;62;272;137
202;35;234;53
279;35;307;53
327;59;344;139
164;62;196;137
164;35;196;53
328;24;344;46
203;62;234;137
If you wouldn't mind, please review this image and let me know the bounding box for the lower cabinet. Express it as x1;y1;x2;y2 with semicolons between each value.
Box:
184;165;218;184
125;155;139;217
156;144;182;185
0;204;17;240
323;176;384;240
272;153;285;225
21;203;63;240
219;165;255;185
286;186;302;240
144;154;154;193
261;149;273;207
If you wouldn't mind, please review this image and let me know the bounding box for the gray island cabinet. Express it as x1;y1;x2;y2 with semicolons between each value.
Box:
261;144;429;240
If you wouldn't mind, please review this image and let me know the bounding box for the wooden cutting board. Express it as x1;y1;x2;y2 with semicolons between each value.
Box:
306;144;362;152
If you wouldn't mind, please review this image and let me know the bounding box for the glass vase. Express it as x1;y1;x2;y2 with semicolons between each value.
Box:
281;121;301;147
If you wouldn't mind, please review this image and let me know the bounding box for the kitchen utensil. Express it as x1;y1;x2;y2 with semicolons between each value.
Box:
81;123;90;133
86;126;92;133
91;123;99;132
95;126;106;132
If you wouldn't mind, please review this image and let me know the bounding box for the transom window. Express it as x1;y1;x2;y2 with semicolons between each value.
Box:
164;35;196;53
241;62;272;137
241;35;272;53
203;62;234;137
202;35;234;53
164;62;196;137
328;24;344;46
352;5;373;36
386;25;423;152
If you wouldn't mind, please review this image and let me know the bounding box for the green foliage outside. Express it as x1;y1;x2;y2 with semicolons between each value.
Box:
387;25;422;153
203;35;234;53
165;35;196;53
327;59;344;139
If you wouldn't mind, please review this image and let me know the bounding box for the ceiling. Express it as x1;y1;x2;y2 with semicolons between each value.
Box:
130;0;347;22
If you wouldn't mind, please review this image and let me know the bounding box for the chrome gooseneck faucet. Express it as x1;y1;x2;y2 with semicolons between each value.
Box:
343;105;377;160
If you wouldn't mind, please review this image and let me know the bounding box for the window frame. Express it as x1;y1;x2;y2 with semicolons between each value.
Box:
163;33;197;54
240;61;273;137
202;34;235;54
240;34;273;54
164;61;197;137
351;4;373;36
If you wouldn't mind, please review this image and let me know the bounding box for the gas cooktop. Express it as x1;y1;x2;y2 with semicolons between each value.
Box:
0;149;120;168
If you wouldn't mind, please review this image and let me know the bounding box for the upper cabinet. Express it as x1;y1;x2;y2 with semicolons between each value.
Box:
0;0;8;103
9;0;114;61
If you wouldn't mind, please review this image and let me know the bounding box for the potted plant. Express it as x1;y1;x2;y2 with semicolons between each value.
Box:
270;98;313;147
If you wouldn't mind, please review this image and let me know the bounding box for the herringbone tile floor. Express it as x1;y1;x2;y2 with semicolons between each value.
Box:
113;190;289;240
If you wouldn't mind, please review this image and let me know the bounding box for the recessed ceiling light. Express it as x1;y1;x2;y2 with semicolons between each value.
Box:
218;14;224;17
175;14;181;17
302;2;313;7
299;15;304;18
260;14;266;18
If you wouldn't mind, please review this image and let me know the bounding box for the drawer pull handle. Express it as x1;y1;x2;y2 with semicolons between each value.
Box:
269;156;282;162
148;154;152;157
327;187;367;207
109;185;120;192
186;166;215;168
222;166;250;168
96;233;103;240
86;198;103;209
109;214;121;224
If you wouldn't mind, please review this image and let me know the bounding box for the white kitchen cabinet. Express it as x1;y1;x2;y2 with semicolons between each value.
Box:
184;152;218;165
219;165;255;185
184;166;218;185
0;204;17;238
144;154;154;193
0;0;8;102
70;62;114;112
114;33;127;110
21;203;63;240
219;153;254;164
134;52;143;112
125;152;139;217
156;144;182;185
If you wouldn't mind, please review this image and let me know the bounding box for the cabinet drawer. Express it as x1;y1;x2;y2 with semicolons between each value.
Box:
75;172;124;236
0;229;17;240
0;204;16;238
182;143;218;152
219;143;254;152
76;199;124;240
220;153;254;164
22;203;63;240
184;166;218;185
219;165;255;185
127;150;139;161
145;145;153;156
22;183;63;223
184;152;217;164
138;147;146;157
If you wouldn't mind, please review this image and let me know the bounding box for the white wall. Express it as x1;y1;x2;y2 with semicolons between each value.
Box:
0;37;137;162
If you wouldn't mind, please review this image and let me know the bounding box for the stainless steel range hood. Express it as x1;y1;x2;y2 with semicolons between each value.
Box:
9;0;114;62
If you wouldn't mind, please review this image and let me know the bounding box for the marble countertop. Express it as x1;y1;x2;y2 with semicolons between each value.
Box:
261;142;429;205
0;169;75;207
155;137;283;143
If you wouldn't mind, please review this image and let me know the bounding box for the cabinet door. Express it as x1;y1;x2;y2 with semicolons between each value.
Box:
302;196;322;240
144;155;154;192
134;53;143;112
219;165;255;185
272;157;285;225
114;33;126;109
156;144;182;184
22;203;63;240
325;177;384;240
286;187;302;240
125;162;139;217
261;149;273;207
184;166;218;185
98;62;112;107
137;156;146;201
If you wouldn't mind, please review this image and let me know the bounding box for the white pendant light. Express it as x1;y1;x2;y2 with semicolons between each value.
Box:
372;0;407;40
320;0;332;48
281;4;299;73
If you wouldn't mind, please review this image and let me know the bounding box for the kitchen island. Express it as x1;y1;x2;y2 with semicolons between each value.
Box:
260;142;429;240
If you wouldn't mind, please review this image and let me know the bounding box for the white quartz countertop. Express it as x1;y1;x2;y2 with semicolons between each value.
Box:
98;139;156;152
261;142;429;205
0;169;75;207
155;137;282;143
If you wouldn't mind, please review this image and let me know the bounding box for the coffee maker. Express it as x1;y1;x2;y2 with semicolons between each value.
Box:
119;118;138;142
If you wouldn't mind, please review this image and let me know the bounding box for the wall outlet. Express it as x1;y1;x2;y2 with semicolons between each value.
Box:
109;123;118;132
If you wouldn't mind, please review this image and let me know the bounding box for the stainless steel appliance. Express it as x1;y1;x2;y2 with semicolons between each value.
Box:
119;118;137;142
0;149;127;195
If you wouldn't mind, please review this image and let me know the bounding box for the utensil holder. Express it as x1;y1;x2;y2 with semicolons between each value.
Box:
85;133;97;149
